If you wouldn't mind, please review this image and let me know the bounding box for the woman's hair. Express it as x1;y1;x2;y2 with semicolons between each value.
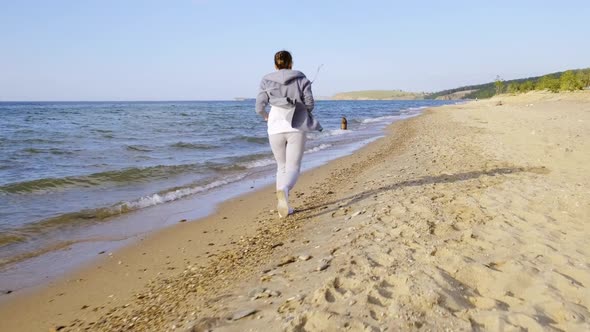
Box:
274;50;293;70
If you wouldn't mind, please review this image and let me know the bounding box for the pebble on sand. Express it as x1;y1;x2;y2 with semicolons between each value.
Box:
351;211;363;217
317;262;330;271
277;256;296;267
229;308;258;321
249;287;281;300
316;256;334;271
270;242;284;249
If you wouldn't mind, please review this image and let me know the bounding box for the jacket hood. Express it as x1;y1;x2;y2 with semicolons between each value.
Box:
263;69;306;84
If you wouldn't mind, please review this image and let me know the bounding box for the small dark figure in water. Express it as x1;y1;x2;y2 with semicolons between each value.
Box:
341;117;348;130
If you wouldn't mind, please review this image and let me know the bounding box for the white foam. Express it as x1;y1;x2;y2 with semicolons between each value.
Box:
324;129;351;136
240;158;276;169
406;106;428;111
307;129;351;140
399;106;428;115
361;115;399;124
238;144;333;169
115;174;248;211
304;143;332;154
360;107;428;125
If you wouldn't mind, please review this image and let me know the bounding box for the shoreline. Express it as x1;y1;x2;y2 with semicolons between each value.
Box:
0;104;429;319
0;106;421;329
1;91;589;331
0;109;420;293
0;100;443;285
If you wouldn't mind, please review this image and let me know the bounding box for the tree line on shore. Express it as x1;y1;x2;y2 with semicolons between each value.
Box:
426;68;590;100
497;69;590;95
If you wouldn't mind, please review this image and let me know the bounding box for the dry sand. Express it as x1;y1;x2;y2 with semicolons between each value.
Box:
1;91;589;331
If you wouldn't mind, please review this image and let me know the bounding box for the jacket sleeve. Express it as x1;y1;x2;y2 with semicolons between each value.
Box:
255;79;269;118
302;78;315;112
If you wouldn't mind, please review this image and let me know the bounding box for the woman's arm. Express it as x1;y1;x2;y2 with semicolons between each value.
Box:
302;78;315;112
255;80;269;120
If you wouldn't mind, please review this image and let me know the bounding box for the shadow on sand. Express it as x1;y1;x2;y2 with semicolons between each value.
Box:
297;166;548;220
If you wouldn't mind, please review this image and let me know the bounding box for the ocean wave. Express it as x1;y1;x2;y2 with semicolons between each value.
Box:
305;143;332;154
203;162;247;172
0;239;80;269
232;144;333;169
361;115;399;124
22;147;74;155
15;129;35;134
399;106;427;114
1;138;63;145
0;163;208;194
126;145;154;152
170;142;218;150
118;174;246;210
233;135;268;145
404;106;428;111
232;153;274;169
92;129;113;134
0;174;248;249
238;158;275;169
308;129;352;140
0;232;27;247
92;128;115;139
0;177;98;194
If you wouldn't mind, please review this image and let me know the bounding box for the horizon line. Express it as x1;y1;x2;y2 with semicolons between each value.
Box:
0;99;257;103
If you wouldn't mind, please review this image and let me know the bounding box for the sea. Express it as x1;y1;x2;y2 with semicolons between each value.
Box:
0;99;458;290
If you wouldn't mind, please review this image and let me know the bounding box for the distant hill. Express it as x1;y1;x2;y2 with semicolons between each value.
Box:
331;68;589;101
331;90;426;100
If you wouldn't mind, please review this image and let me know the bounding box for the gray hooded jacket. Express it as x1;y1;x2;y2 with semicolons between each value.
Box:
255;69;321;131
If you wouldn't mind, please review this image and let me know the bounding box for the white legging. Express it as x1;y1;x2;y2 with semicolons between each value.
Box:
269;132;307;191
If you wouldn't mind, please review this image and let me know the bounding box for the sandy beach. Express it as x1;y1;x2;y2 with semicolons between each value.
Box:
1;91;589;331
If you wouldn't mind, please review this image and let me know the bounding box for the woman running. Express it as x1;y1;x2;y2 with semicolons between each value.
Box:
255;50;320;218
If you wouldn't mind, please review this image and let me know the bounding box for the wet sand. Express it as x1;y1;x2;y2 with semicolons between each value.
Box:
1;91;589;331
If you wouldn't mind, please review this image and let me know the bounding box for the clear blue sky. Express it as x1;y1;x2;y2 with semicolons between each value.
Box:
1;0;588;101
